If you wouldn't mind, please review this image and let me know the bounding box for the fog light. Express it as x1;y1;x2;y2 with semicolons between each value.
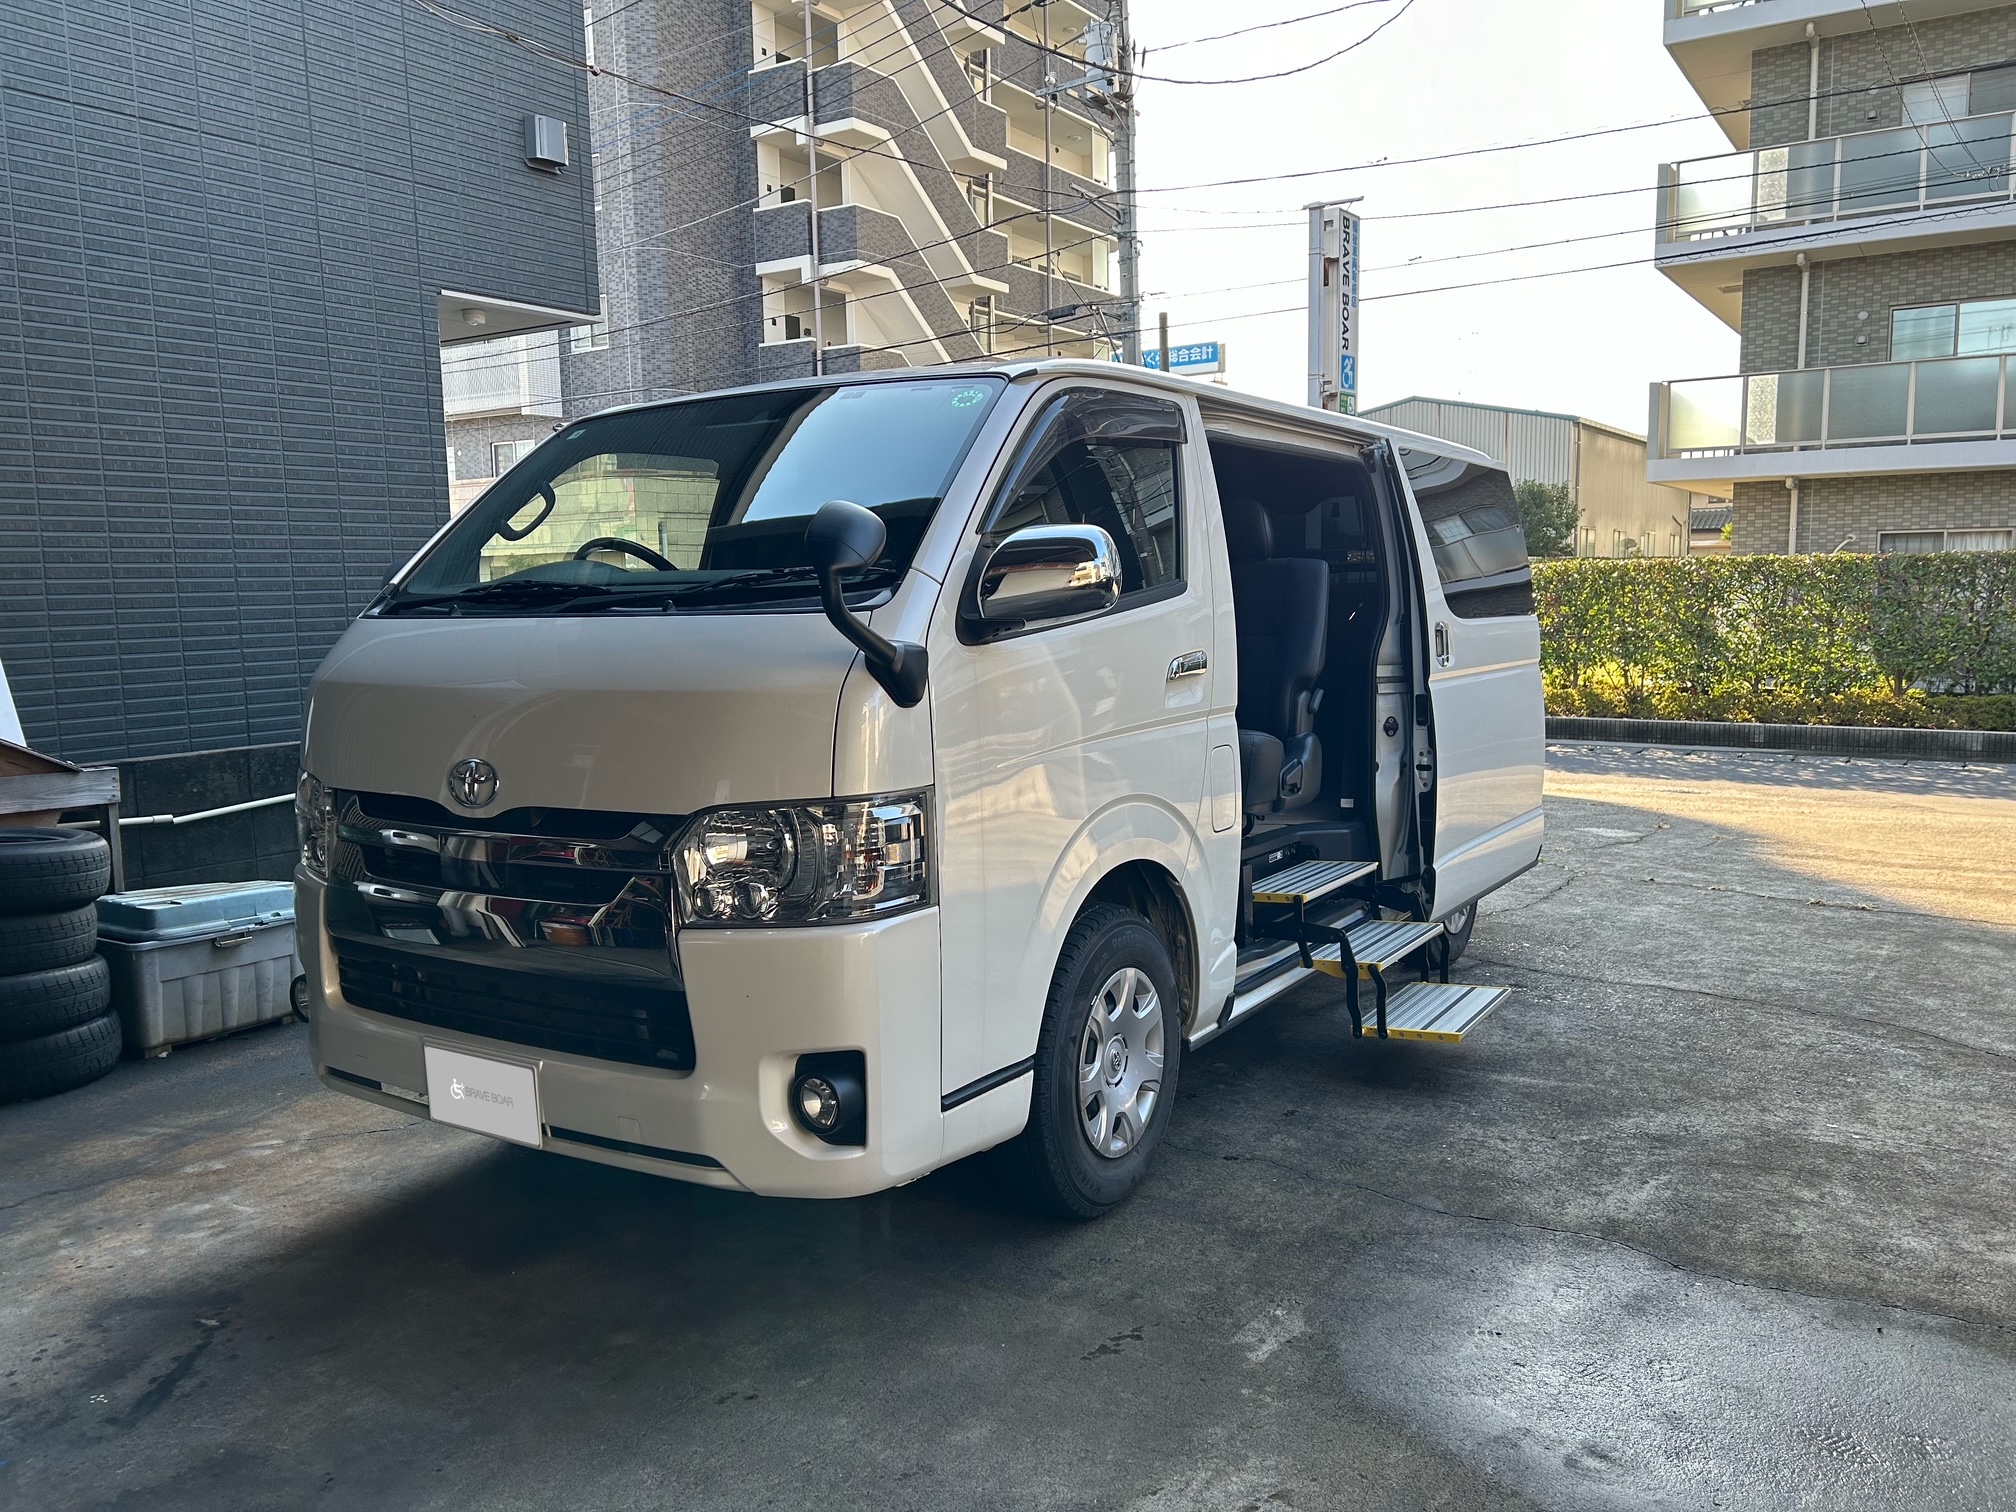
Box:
795;1075;841;1132
790;1052;866;1146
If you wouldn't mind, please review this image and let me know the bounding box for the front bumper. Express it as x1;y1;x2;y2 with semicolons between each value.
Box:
300;875;946;1198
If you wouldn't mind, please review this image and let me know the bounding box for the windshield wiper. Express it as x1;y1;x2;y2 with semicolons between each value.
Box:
384;579;619;614
662;564;901;604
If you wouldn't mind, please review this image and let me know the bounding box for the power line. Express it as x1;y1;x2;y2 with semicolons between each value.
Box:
1128;0;1420;85
1141;0;1404;56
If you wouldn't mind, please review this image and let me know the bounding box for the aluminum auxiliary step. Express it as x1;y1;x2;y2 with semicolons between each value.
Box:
1251;859;1377;906
1308;918;1444;977
1374;982;1513;1043
1308;917;1447;1039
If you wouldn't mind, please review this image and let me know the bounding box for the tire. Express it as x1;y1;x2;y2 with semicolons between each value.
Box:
0;956;114;1044
1439;900;1477;964
996;903;1182;1220
0;906;100;975
0;1010;122;1104
0;829;112;916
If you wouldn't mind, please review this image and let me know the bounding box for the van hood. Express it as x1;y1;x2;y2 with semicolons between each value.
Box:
304;614;858;816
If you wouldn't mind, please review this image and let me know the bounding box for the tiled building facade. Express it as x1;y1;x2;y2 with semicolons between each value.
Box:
442;0;1137;506
0;0;599;767
1651;0;2016;556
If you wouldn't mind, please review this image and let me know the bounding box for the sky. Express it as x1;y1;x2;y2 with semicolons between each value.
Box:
1128;0;1743;434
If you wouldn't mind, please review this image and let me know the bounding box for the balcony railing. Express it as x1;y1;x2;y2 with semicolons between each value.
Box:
1673;0;1768;15
441;332;563;420
1661;111;2016;242
1656;357;2016;457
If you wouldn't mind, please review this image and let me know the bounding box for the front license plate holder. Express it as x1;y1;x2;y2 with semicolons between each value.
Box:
423;1045;543;1147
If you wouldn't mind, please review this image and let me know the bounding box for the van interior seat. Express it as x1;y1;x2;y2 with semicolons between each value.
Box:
1225;497;1328;817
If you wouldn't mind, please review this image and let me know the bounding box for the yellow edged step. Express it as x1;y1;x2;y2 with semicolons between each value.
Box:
1308;918;1444;978
1251;859;1377;906
1375;982;1513;1042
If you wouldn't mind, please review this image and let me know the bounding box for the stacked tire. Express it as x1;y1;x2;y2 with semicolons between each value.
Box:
0;828;120;1105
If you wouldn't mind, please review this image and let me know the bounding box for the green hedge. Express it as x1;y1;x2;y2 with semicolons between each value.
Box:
1531;553;2016;728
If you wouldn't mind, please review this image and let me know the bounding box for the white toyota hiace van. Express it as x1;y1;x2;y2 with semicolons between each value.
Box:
296;360;1543;1217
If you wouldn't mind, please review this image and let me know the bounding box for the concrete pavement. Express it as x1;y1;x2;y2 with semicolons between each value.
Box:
3;744;2013;1510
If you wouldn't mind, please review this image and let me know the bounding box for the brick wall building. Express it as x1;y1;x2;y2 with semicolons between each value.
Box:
442;0;1137;506
1649;0;2016;556
0;0;598;774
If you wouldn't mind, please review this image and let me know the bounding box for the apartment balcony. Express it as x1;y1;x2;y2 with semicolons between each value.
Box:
1663;0;2009;147
1646;355;2016;487
439;332;562;421
1656;112;2016;324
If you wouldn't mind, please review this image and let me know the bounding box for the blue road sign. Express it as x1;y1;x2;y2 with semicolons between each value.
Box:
1136;340;1224;373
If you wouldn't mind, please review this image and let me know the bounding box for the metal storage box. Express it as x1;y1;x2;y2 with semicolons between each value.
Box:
96;883;301;1056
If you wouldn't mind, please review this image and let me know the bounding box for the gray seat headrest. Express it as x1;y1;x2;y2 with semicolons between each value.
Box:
1223;498;1273;562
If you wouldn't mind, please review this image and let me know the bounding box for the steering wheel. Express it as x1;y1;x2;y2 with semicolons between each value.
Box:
571;536;676;572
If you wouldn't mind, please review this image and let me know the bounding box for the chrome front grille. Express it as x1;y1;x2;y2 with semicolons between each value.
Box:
324;791;692;1068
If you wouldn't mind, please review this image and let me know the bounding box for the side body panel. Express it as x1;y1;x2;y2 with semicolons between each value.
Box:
930;382;1220;1111
1391;464;1546;911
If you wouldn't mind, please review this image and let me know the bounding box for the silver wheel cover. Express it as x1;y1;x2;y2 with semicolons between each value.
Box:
1077;966;1165;1160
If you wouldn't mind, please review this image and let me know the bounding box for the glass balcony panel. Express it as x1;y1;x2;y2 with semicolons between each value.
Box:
1667;157;1753;239
1746;369;1823;446
1826;363;1911;441
1753;147;1789;225
1911;356;2001;435
1785;139;1837;224
1836;128;1924;216
1666;377;1741;453
1924;114;2013;202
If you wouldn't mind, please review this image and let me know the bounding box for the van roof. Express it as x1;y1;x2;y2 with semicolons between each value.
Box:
589;359;1503;473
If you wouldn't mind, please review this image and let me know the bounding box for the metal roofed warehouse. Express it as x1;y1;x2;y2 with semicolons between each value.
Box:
1361;396;1711;558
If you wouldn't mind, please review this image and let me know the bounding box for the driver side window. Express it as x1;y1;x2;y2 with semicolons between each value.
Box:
984;391;1184;599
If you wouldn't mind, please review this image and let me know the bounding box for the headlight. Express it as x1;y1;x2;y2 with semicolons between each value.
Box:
674;792;929;926
296;774;335;879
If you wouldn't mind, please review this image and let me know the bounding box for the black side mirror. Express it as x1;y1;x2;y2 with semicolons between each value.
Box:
805;500;928;708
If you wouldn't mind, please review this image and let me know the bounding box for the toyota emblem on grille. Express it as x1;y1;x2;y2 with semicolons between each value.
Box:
447;758;499;809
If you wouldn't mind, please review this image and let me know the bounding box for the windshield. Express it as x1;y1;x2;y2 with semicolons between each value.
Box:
390;376;1005;613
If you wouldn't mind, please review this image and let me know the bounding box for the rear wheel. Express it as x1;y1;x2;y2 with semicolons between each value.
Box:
996;904;1181;1220
1439;900;1477;964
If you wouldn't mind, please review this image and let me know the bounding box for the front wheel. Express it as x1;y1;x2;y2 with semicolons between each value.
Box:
996;904;1182;1220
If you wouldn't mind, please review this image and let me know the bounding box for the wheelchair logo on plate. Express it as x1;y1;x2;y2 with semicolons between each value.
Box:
450;1079;466;1100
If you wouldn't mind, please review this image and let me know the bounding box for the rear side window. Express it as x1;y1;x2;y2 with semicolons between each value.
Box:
1400;451;1534;619
985;390;1184;597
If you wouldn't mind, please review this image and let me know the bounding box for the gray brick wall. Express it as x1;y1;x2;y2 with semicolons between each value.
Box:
446;416;561;485
1743;243;2016;371
1731;471;2016;552
0;0;597;766
1752;7;2016;151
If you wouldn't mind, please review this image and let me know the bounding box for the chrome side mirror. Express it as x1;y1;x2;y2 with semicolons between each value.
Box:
967;523;1122;636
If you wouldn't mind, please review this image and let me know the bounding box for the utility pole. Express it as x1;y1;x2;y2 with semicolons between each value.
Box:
803;0;824;374
1158;311;1169;375
1113;6;1140;365
1306;199;1362;412
1041;0;1055;355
